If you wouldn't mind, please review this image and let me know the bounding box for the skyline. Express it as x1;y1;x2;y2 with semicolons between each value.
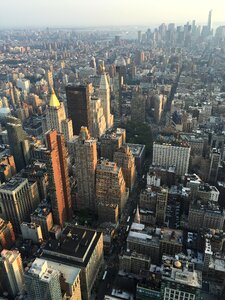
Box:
1;0;225;28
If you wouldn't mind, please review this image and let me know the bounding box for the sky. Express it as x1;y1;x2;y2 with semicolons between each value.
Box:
0;0;225;28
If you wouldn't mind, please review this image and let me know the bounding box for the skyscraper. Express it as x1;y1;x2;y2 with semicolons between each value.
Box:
66;84;92;135
99;73;114;130
96;160;128;223
208;10;212;33
45;89;73;142
24;259;62;300
113;145;136;191
6;121;29;171
0;250;24;298
31;130;72;227
74;127;97;210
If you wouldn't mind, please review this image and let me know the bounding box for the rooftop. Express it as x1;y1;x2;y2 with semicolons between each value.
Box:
43;225;102;267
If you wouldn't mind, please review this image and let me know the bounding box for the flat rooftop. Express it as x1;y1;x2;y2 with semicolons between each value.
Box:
126;143;145;157
0;177;27;192
43;225;102;268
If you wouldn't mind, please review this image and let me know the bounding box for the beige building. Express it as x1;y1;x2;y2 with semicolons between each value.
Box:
100;128;126;161
99;72;114;130
96;160;129;222
0;250;24;298
45;89;73;142
119;250;151;274
74;127;97;211
90;96;106;138
20;222;43;243
0;178;39;233
113;145;136;191
30;203;53;240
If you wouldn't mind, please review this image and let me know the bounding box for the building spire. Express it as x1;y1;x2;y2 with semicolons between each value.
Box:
49;88;60;108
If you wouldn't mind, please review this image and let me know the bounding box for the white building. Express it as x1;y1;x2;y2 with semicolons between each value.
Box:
21;222;43;243
153;143;190;176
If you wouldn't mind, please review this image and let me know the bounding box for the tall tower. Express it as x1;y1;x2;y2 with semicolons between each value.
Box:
66;84;92;135
99;73;114;130
31;130;72;227
0;250;24;298
24;259;62;300
74;127;97;211
45;89;73;142
45;130;72;226
208;10;212;33
0;218;15;249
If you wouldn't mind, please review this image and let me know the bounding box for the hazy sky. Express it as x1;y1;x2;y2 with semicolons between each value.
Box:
1;0;225;28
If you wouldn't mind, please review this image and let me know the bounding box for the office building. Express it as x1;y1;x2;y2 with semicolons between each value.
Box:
208;149;221;184
126;143;146;174
96;160;128;223
100;128;126;161
0;218;15;250
66;84;92;135
43;225;104;300
31;130;72;227
0;250;24;298
126;224;183;264
24;259;62;300
45;89;73;142
188;200;225;231
131;89;146;123
153;141;190;176
0;154;16;182
99;72;114;129
20;222;43;243
0;178;39;233
156;187;168;226
113;145;136;190
30;202;53;240
89;96;106;138
6;121;29;171
74;127;97;210
119;250;151;274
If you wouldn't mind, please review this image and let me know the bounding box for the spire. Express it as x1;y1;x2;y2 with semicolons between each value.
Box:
134;205;140;224
49;89;60;108
99;73;109;90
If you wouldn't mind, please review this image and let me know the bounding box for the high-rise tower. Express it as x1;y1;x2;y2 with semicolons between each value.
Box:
45;89;73;142
66;84;92;135
208;10;212;33
99;73;114;130
74;127;97;211
31;130;72;227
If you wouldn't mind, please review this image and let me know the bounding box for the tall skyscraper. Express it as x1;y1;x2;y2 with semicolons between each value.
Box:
6;121;29;171
45;89;73;142
24;259;62;300
66;84;92;135
89;96;106;138
74;127;97;210
31;130;72;227
0;178;39;233
208;10;212;33
99;73;114;130
0;250;24;298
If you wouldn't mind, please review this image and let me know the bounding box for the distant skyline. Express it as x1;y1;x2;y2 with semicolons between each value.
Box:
1;0;225;28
